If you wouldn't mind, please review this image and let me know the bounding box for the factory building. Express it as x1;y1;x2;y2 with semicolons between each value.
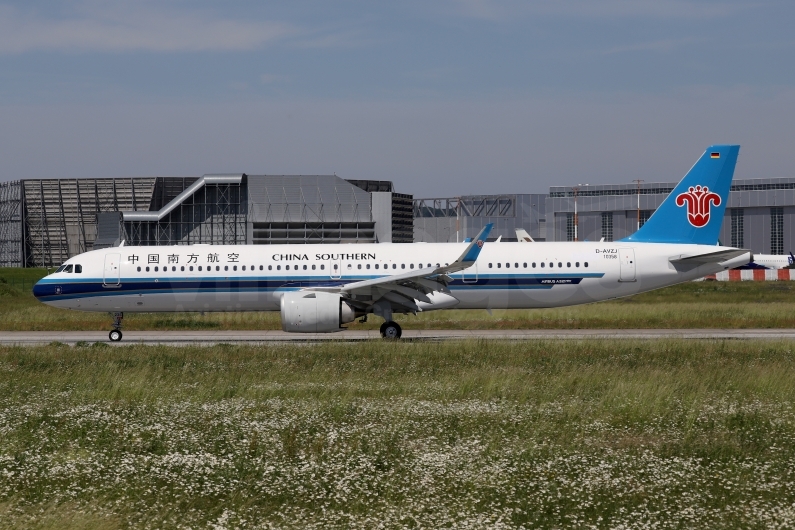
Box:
546;177;795;255
0;175;413;268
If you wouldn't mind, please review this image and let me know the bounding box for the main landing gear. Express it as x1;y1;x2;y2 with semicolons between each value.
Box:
379;321;402;339
109;312;123;342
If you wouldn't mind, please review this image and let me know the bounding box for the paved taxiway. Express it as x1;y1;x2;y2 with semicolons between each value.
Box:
1;329;794;346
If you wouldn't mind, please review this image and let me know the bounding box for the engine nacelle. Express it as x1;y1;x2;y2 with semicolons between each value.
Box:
280;291;358;333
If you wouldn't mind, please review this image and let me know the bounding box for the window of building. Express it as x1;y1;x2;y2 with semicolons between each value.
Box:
731;209;744;248
639;210;653;229
566;213;575;241
601;212;613;241
771;207;784;254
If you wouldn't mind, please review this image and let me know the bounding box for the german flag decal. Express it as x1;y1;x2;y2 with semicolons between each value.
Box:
710;152;720;158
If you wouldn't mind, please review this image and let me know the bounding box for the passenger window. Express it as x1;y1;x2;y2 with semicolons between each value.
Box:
567;262;571;267
154;266;158;272
268;265;271;270
541;263;545;268
523;263;527;268
198;266;202;271
285;265;290;271
506;263;510;268
242;266;246;271
401;264;405;269
497;263;502;268
75;264;82;273
489;263;492;268
312;265;316;270
172;266;176;272
137;266;141;272
576;262;580;267
64;264;73;273
224;266;229;271
410;264;414;269
190;266;194;271
358;264;362;269
585;262;589;267
515;263;518;268
346;264;351;270
393;264;397;269
146;266;150;272
303;265;307;270
320;264;325;270
216;266;220;271
277;265;281;271
558;263;562;268
549;263;553;268
366;264;371;269
233;266;238;271
261;265;265;271
375;264;379;269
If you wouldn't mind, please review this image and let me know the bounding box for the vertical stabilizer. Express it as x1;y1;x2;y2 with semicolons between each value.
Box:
621;145;739;245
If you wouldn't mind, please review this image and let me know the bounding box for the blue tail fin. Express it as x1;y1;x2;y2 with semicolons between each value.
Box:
620;145;739;245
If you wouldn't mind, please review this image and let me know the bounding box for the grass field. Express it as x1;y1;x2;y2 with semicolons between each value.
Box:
1;339;795;528
1;268;794;331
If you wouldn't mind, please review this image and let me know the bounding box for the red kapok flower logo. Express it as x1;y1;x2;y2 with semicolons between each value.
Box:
675;185;721;228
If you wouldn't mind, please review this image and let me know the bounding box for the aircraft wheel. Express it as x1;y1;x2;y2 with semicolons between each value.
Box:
380;321;402;339
109;329;123;342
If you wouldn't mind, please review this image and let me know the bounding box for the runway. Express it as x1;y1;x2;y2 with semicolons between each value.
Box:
1;329;795;346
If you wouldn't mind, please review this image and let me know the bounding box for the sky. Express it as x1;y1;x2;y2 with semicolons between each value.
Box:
1;0;794;197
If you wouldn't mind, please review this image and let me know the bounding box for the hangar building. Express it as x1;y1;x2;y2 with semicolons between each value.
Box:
0;175;412;268
413;177;795;256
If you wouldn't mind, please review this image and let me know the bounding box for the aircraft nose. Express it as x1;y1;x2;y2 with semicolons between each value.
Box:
32;279;54;300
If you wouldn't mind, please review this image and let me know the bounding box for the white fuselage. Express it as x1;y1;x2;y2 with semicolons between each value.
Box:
34;241;743;313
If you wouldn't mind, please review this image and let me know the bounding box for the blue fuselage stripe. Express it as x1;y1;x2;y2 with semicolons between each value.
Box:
33;273;606;302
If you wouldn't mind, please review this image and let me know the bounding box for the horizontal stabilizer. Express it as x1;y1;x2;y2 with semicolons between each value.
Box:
670;249;751;264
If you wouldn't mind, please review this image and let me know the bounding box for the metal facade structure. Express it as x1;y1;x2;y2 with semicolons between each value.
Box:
0;178;156;268
0;182;22;267
248;175;376;244
122;175;246;247
547;177;795;254
413;194;548;243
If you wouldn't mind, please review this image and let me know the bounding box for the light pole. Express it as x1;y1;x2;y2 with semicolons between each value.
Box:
572;186;580;241
633;180;644;231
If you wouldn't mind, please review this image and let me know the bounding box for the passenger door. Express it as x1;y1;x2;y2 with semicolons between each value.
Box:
103;253;121;286
619;248;636;282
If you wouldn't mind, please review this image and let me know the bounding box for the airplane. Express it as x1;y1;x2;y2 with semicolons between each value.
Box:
33;145;751;341
516;228;534;242
732;252;795;270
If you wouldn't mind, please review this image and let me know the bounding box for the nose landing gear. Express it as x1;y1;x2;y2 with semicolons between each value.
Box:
109;312;123;342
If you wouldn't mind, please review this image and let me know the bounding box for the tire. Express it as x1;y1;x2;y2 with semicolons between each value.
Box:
109;329;122;342
380;321;402;339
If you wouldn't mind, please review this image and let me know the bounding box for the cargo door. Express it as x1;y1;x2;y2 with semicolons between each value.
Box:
619;248;636;282
103;253;121;286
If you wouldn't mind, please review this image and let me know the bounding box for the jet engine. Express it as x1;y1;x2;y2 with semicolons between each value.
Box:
280;291;360;333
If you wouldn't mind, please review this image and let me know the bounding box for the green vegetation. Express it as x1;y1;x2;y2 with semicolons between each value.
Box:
1;339;794;527
2;267;793;330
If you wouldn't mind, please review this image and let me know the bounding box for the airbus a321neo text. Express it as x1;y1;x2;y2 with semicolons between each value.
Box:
34;145;751;341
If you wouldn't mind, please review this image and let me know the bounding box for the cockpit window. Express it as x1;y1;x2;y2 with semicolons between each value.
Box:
64;264;73;273
74;264;82;273
55;265;66;273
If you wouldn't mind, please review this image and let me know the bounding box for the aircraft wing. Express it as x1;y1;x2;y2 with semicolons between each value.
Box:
669;248;752;264
307;224;492;312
